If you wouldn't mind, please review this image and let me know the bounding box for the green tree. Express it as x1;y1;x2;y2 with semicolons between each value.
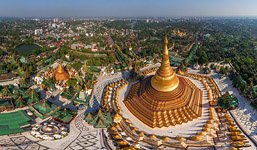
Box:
27;89;39;104
1;86;12;98
218;92;238;110
15;96;25;107
195;48;208;65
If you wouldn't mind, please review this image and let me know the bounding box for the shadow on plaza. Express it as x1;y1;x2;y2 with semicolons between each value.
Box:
213;76;257;142
121;71;130;80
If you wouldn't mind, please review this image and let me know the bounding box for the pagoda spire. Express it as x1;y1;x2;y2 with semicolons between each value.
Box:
151;35;179;92
57;63;64;73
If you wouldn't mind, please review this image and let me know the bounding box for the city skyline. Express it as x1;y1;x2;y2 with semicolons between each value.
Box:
0;0;257;17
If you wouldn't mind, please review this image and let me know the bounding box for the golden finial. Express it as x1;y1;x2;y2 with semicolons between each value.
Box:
163;35;169;55
164;35;168;44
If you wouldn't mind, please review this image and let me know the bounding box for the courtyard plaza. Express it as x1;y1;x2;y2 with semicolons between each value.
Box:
212;72;257;146
101;63;255;149
103;75;217;149
89;71;129;106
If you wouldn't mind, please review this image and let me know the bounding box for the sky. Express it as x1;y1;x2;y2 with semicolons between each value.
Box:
0;0;257;17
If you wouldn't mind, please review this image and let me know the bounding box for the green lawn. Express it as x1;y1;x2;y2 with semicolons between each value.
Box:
0;110;31;135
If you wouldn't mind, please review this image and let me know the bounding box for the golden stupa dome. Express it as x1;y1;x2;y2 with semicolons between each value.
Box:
162;136;171;141
176;136;186;142
139;131;144;137
151;36;179;92
113;134;122;140
191;135;203;141
55;64;70;81
149;134;157;139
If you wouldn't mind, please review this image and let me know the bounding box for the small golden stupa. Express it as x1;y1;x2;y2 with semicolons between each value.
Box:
113;111;123;123
124;36;203;128
55;63;70;81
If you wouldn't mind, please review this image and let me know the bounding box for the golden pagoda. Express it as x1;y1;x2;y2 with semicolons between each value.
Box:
124;36;203;128
55;63;70;81
113;111;123;123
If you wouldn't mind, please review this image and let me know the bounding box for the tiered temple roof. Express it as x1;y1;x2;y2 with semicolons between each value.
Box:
124;36;203;128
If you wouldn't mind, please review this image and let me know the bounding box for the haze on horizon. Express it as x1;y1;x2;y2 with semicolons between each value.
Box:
0;0;257;17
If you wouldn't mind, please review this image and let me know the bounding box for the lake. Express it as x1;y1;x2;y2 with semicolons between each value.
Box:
14;44;42;56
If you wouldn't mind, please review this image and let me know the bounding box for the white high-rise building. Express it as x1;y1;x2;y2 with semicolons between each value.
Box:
34;29;43;35
53;18;59;23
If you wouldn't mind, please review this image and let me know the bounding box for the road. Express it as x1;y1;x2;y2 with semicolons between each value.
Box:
0;78;20;86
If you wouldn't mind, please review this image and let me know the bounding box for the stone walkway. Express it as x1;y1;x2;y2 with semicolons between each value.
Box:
0;134;49;150
67;130;101;150
64;111;103;150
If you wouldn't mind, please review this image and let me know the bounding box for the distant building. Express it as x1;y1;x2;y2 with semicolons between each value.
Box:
52;23;57;28
70;43;85;50
53;18;58;23
106;36;114;47
91;43;98;52
204;33;211;38
19;56;27;64
85;45;92;49
34;76;43;85
34;29;43;35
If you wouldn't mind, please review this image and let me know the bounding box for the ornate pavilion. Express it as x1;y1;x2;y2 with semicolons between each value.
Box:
124;36;203;128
